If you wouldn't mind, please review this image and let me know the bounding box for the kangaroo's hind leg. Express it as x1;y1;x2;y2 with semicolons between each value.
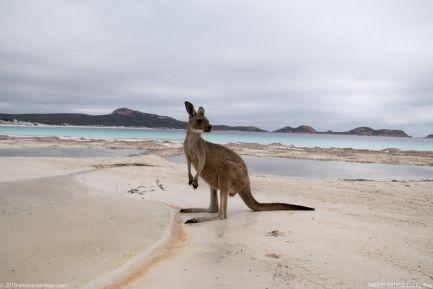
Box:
184;189;226;223
208;187;219;213
180;187;219;213
184;160;239;223
220;188;229;219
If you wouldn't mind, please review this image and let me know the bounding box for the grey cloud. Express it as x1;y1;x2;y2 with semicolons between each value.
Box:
0;0;432;136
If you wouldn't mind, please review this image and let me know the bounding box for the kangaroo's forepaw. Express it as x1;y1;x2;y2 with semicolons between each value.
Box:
192;183;198;190
185;218;198;224
188;179;193;185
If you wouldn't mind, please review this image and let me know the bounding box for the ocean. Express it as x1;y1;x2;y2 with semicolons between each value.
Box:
1;125;432;151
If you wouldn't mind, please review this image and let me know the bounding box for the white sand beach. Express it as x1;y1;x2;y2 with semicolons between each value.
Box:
0;138;432;289
0;156;174;288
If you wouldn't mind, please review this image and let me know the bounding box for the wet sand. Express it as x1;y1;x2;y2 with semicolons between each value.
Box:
1;137;432;288
0;157;174;289
1;135;433;166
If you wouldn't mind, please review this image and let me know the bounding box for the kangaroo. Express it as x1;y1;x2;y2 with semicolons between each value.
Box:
181;101;314;223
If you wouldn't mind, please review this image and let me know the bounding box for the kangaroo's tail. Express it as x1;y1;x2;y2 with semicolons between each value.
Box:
239;185;314;211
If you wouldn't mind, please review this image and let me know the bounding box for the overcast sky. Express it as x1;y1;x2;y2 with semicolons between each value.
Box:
0;0;432;136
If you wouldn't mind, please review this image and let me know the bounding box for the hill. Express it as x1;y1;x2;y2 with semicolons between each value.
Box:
345;127;409;137
0;108;266;132
274;125;316;134
212;125;266;132
274;125;410;137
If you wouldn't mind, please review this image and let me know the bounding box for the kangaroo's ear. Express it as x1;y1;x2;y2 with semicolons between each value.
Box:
197;106;205;115
185;101;196;116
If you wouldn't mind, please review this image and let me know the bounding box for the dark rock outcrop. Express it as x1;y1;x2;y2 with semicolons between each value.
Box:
346;127;409;137
274;125;410;137
274;125;316;134
212;125;266;132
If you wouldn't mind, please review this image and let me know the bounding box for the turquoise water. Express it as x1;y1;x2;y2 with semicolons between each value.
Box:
0;147;146;158
1;125;432;151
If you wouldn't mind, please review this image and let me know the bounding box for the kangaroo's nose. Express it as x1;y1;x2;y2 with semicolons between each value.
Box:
208;125;212;131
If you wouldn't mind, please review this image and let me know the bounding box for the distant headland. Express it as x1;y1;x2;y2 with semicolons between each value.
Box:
274;125;411;138
0;108;265;132
0;108;426;137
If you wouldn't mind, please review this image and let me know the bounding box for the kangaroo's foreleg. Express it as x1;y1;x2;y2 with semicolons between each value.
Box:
180;187;219;213
191;152;205;189
186;155;193;186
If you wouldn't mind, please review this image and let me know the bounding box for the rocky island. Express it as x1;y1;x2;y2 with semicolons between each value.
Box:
275;125;410;137
274;125;317;134
342;127;410;137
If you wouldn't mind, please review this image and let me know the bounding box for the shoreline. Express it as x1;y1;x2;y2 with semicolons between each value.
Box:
0;157;183;289
0;123;185;131
1;135;433;166
2;122;431;138
82;208;188;289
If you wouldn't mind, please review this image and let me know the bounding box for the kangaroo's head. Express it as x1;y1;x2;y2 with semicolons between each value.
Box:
185;101;212;133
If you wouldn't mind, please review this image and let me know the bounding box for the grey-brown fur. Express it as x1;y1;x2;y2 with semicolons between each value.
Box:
181;101;314;223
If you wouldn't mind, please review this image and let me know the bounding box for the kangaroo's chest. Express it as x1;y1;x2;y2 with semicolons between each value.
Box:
184;144;199;167
189;153;200;170
184;143;219;188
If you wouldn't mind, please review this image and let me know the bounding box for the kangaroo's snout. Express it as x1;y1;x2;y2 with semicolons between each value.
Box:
206;125;212;132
